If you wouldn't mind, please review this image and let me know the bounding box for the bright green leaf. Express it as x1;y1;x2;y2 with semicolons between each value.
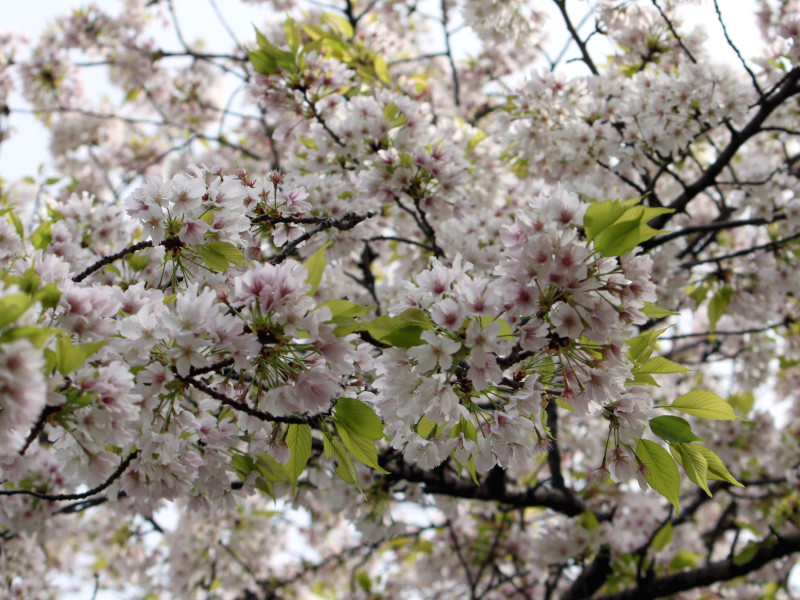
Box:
31;221;52;250
652;521;673;552
708;286;734;331
373;55;390;84
285;424;312;495
671;442;710;495
56;336;107;375
669;550;701;570
284;17;302;53
0;294;35;329
649;415;705;444
333;397;384;439
670;390;737;420
733;541;759;566
335;422;389;474
636;356;689;375
641;302;680;318
0;325;60;348
583;199;629;241
321;12;354;39
635;438;680;513
696;445;742;487
304;242;330;296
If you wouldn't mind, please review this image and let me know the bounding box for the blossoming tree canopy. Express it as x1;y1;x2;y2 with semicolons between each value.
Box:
2;0;800;597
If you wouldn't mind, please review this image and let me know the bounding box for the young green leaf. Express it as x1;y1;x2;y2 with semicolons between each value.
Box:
335;422;389;474
304;242;330;296
285;424;312;495
708;286;734;331
696;445;742;487
635;439;681;513
652;521;674;552
649;415;705;444
670;390;737;420
0;294;35;329
670;442;711;495
333;397;384;440
635;356;689;375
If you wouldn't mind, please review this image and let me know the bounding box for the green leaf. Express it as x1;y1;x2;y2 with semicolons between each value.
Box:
0;325;60;348
696;445;742;487
198;241;247;272
56;336;107;375
583;199;630;241
468;131;488;149
687;282;710;305
727;392;754;416
328;433;360;488
321;12;354;39
382;103;399;121
319;299;373;321
669;550;701;570
8;210;24;239
300;23;326;41
285;424;312;495
31;221;52;250
335;421;389;474
652;521;673;552
591;205;672;257
577;510;600;532
125;253;150;272
232;453;257;479
366;310;429;347
373;55;390;84
626;327;668;364
304;242;330;296
0;294;35;329
284;17;302;53
636;356;689;375
733;541;759;566
649;416;705;444
333;397;384;439
555;396;575;411
627;372;659;387
641;302;680;318
635;439;680;513
297;137;318;150
249;49;280;75
708;286;734;331
35;283;62;309
416;414;438;438
593;217;645;257
670;390;737;420
671;442;710;495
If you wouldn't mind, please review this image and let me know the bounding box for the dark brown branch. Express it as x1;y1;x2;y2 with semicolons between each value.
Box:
645;215;785;249
72;240;154;282
594;532;800;600
440;0;461;107
381;453;587;516
0;451;138;501
545;402;566;490
712;0;763;97
553;0;599;75
650;67;800;232
651;0;697;64
680;231;800;268
177;373;320;424
268;211;376;265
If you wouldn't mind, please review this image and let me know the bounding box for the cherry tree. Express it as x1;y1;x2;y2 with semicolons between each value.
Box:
2;0;800;598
